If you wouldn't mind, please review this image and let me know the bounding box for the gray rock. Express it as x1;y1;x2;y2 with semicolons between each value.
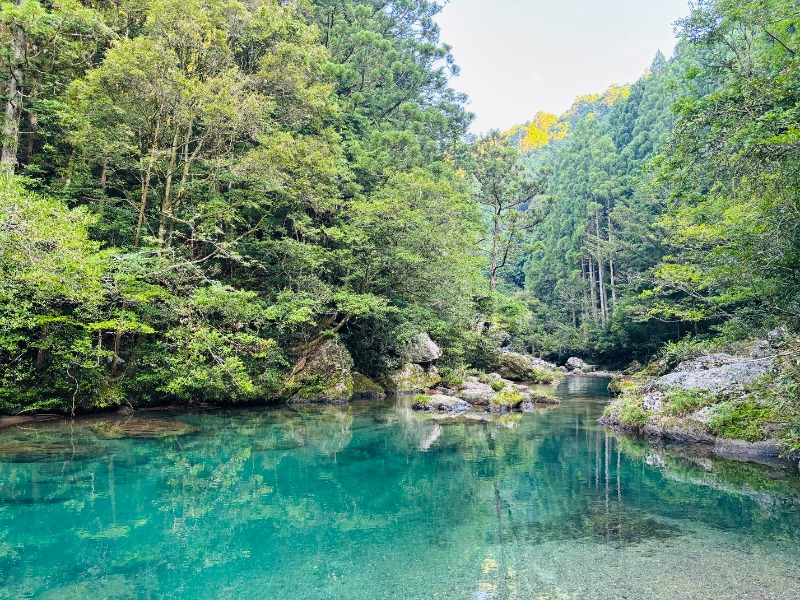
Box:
384;363;442;392
750;328;791;358
652;354;771;397
644;422;716;444
713;438;784;460
565;357;595;373
456;381;496;406
495;351;557;381
291;339;354;403
402;332;442;364
413;394;471;413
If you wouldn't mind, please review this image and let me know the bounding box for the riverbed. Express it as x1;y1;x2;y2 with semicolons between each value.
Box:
1;377;799;599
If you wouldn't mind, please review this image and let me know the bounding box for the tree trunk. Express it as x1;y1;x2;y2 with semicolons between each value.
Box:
1;7;26;173
134;117;162;247
157;126;180;245
595;214;608;325
607;210;616;310
588;257;598;322
489;208;500;291
100;154;108;192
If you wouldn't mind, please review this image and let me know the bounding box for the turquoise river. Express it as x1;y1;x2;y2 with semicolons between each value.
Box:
1;377;800;599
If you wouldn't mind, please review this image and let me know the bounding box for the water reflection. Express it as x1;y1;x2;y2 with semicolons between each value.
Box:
0;378;798;599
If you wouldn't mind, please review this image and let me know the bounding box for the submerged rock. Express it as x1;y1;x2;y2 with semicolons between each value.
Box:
412;394;471;413
0;441;104;463
401;332;443;364
290;339;355;403
91;418;200;439
384;363;442;392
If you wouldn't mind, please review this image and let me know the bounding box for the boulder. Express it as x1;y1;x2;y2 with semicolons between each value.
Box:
565;357;594;373
520;391;561;408
713;438;784;460
384;363;442;392
456;381;496;406
750;327;791;359
651;354;771;397
412;394;471;413
402;332;443;364
351;372;386;400
291;339;354;403
495;351;557;382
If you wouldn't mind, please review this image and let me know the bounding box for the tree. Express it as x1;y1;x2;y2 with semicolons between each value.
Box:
465;130;546;291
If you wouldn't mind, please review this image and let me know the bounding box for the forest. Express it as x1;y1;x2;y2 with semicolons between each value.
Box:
0;0;798;425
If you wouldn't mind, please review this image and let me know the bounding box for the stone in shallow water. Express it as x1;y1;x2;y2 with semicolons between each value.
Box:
413;394;471;413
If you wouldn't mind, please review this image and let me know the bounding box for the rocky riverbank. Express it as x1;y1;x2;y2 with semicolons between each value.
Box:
600;329;800;460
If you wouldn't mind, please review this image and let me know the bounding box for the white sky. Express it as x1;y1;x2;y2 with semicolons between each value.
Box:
435;0;691;133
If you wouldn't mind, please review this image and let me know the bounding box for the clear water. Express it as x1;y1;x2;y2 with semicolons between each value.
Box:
2;377;800;599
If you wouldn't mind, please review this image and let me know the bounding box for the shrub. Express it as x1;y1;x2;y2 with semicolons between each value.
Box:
490;387;522;407
439;367;466;389
604;392;650;428
489;380;505;392
620;401;650;428
413;394;430;405
531;366;558;384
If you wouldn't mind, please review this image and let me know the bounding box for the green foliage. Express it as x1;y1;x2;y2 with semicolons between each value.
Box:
531;366;558;384
0;176;110;413
607;376;636;396
489;380;505;392
490;387;522;407
438;368;466;389
413;394;430;405
706;399;785;443
0;0;490;415
604;392;650;428
663;389;715;416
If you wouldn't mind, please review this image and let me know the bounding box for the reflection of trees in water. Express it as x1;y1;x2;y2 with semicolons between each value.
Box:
2;400;800;598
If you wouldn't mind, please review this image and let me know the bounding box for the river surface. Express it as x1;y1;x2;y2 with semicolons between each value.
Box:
1;377;800;599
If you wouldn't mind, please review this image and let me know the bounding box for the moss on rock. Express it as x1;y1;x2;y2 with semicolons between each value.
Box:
290;339;354;403
351;372;386;400
383;363;442;392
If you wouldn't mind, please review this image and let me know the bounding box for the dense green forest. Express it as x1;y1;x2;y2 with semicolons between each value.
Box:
0;0;798;416
491;0;800;368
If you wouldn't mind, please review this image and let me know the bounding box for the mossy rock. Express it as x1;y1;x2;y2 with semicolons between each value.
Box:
521;391;561;409
290;339;355;403
488;387;523;413
601;393;650;430
383;363;442;392
351;372;386;400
